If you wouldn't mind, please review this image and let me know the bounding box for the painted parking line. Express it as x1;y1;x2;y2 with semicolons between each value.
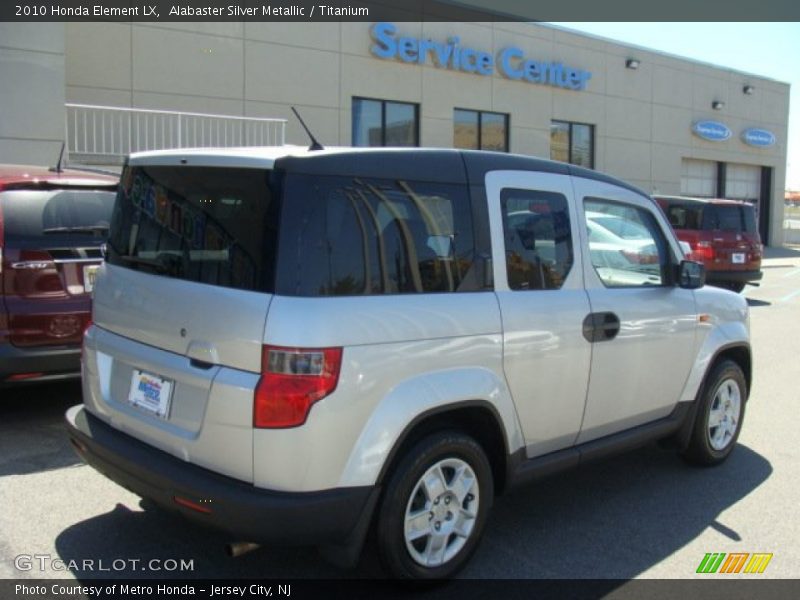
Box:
779;288;800;303
782;268;800;278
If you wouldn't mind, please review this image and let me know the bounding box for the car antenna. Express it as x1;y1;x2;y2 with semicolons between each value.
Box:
50;142;66;173
291;107;324;151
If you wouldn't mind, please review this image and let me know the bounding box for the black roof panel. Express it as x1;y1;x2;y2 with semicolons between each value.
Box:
275;148;468;184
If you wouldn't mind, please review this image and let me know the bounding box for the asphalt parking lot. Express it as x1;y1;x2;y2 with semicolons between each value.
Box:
1;246;799;583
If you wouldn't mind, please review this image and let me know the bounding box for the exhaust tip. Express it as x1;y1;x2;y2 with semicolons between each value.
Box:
225;542;261;558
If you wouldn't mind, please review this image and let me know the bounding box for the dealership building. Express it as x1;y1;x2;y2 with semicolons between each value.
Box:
0;19;790;244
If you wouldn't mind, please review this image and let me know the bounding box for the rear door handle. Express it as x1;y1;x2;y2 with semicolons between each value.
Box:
582;312;621;343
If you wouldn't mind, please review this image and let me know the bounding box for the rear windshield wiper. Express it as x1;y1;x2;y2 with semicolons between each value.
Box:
42;225;110;235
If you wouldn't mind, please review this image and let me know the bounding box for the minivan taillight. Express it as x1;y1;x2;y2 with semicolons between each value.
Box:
254;345;343;428
692;241;715;262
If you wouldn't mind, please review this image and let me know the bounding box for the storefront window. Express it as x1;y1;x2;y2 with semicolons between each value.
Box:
550;120;594;168
453;109;509;152
352;98;419;147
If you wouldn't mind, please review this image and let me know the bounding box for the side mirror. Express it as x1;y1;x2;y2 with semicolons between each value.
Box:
678;260;705;289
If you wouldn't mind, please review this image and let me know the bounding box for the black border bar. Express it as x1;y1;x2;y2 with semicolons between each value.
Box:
2;0;800;22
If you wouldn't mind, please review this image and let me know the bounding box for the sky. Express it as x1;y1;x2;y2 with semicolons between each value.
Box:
549;22;800;191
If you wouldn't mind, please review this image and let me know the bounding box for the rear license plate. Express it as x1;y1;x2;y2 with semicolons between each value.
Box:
732;253;745;264
83;264;100;292
128;370;173;419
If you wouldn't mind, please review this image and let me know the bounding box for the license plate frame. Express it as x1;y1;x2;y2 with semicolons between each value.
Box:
732;253;746;265
127;369;173;419
83;264;100;292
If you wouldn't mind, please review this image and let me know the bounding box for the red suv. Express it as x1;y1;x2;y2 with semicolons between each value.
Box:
654;195;762;293
0;164;117;386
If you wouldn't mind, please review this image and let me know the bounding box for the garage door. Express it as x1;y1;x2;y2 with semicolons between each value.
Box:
725;163;761;201
681;159;716;197
725;162;762;223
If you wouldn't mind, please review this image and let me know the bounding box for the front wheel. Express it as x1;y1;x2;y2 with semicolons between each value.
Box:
376;431;493;579
683;360;747;466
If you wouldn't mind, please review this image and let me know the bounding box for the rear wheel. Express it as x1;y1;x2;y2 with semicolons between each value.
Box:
683;360;746;466
711;281;746;293
725;281;746;293
376;431;493;579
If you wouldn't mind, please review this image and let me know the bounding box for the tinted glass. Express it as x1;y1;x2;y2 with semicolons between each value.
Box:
703;204;756;233
481;112;508;152
742;204;757;234
550;121;569;163
585;198;668;288
384;102;417;146
663;202;703;230
277;175;476;296
501;189;573;290
107;166;277;293
453;109;479;150
1;189;115;243
352;98;382;147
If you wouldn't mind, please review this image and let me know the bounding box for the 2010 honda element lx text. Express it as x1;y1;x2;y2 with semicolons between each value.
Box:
67;147;751;579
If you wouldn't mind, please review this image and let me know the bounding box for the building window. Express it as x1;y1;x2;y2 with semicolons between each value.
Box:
550;121;594;168
352;98;419;147
453;109;509;152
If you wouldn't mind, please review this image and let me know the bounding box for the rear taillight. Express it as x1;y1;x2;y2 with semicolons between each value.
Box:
691;241;715;262
254;345;343;429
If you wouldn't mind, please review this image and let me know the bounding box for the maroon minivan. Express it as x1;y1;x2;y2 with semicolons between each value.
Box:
0;164;117;386
654;195;762;293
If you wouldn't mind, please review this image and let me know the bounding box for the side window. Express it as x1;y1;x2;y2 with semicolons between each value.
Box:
277;175;477;296
500;189;573;290
585;198;670;288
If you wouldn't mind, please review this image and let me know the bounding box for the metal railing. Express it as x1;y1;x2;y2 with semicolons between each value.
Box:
65;104;286;164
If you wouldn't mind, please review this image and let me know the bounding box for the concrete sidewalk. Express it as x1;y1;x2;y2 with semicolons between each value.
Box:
763;244;800;260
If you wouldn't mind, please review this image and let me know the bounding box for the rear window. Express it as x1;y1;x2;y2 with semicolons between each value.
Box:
107;166;278;293
703;204;757;234
0;189;115;243
662;202;704;231
275;174;477;296
661;201;757;235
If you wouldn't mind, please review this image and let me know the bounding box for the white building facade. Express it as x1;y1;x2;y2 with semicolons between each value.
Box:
0;20;790;244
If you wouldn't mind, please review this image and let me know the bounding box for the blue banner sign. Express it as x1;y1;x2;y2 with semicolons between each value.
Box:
741;128;776;148
692;120;732;142
370;22;592;91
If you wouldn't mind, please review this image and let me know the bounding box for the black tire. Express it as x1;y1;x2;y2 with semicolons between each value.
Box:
725;281;746;293
682;360;747;466
376;431;493;579
711;281;746;293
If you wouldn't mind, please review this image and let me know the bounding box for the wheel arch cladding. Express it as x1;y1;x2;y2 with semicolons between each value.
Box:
376;402;510;496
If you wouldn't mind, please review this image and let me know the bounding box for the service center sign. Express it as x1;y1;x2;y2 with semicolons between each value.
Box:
370;22;592;91
692;120;732;142
742;128;776;148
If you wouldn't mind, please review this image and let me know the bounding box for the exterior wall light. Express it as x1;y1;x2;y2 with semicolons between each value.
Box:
712;101;725;110
743;85;755;95
625;58;640;70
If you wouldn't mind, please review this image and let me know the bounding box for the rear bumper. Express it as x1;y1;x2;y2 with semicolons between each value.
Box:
0;342;80;386
65;405;378;547
705;269;763;284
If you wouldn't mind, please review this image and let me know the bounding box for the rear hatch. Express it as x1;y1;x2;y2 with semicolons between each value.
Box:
700;203;762;272
85;164;278;482
659;199;761;271
0;188;115;348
